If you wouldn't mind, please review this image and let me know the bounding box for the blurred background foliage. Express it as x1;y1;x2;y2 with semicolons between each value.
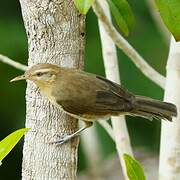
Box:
0;0;168;179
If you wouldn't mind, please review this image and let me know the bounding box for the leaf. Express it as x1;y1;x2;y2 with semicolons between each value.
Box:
107;0;129;36
155;0;180;41
0;128;29;165
111;0;135;30
123;153;146;180
74;0;95;15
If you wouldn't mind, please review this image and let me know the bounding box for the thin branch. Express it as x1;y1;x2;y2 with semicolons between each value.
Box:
98;120;115;140
0;54;27;71
93;0;166;89
81;126;103;178
97;0;133;179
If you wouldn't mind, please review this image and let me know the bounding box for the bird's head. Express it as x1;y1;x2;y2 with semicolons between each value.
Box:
11;63;60;86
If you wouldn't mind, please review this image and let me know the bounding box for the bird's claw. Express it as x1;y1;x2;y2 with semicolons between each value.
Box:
50;134;79;145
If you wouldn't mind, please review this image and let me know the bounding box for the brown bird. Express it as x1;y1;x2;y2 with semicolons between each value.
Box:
11;63;177;144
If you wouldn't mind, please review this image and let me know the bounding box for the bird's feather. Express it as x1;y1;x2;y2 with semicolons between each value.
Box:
54;72;135;119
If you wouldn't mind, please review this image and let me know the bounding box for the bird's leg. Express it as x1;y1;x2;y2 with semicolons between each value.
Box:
51;121;93;145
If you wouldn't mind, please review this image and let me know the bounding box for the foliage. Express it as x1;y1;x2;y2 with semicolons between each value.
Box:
74;0;180;39
74;0;135;36
155;0;180;41
0;128;29;165
123;154;146;180
74;0;95;15
107;0;134;36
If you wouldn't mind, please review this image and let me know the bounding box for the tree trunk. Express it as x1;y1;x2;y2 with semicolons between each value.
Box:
159;37;180;180
19;0;85;179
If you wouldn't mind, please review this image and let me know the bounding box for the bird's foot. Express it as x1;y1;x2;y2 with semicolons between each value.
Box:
50;122;93;145
50;134;79;145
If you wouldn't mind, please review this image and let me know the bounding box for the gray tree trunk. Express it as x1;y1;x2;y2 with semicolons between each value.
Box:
19;0;85;179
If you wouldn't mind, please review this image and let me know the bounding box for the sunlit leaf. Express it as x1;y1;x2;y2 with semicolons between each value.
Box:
107;0;129;36
155;0;180;41
74;0;95;15
0;128;29;165
123;153;146;180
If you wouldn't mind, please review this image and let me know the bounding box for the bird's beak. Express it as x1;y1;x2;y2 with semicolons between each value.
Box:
10;74;27;82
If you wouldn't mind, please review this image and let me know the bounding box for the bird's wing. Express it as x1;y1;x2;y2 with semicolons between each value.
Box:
94;75;134;112
55;73;134;117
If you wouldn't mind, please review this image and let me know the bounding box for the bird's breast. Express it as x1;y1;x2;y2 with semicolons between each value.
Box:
39;86;58;106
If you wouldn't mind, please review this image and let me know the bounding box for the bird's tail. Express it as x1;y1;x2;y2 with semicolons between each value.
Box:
131;96;177;121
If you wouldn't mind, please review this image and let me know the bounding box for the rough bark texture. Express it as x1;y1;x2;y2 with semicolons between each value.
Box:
159;37;180;180
19;0;85;179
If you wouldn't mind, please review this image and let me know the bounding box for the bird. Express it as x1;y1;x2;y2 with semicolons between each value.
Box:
11;63;177;144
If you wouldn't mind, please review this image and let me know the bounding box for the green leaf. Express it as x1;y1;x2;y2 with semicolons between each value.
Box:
0;128;29;165
123;154;146;180
155;0;180;41
111;0;135;30
74;0;95;15
107;0;129;36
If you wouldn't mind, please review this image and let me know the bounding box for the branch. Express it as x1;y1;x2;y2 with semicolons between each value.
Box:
159;37;180;179
93;0;166;89
79;149;158;180
80;125;103;178
97;0;133;179
98;120;115;140
0;54;27;71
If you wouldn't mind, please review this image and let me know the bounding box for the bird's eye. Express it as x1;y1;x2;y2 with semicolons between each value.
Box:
36;72;43;76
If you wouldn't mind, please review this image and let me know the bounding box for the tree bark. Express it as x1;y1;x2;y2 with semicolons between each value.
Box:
19;0;85;179
159;37;180;180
